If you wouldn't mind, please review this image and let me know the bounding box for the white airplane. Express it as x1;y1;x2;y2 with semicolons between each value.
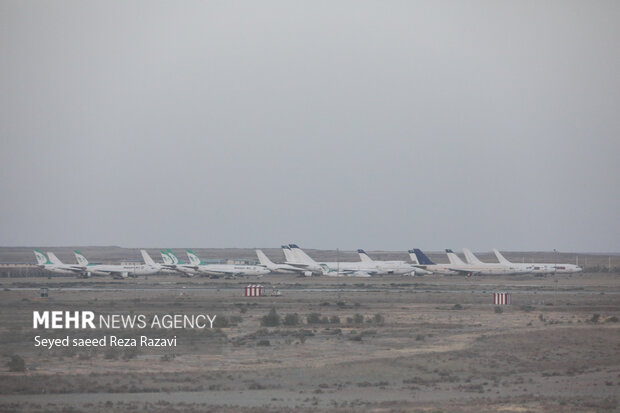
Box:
460;248;531;275
34;250;88;276
319;263;371;277
160;249;200;276
282;245;302;266
408;249;464;275
184;250;270;277
493;249;582;274
409;248;527;276
357;249;427;275
256;250;313;276
285;244;380;277
73;250;160;279
140;250;176;274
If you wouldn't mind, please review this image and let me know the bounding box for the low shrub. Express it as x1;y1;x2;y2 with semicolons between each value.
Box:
261;308;280;327
7;355;25;372
306;313;323;324
213;316;230;328
283;313;300;326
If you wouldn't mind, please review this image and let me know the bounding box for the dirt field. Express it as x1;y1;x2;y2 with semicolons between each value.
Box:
0;273;619;412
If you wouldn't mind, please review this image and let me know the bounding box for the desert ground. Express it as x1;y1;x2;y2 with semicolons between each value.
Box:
0;265;619;412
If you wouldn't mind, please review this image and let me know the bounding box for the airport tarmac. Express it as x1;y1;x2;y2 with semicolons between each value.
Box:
0;273;619;412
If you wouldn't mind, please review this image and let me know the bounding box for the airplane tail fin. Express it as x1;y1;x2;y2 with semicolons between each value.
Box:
445;249;466;265
493;249;512;265
282;245;295;262
166;249;181;264
74;250;89;266
412;249;435;265
288;244;317;265
141;250;156;266
319;263;335;275
161;251;173;265
408;250;419;264
34;249;51;265
357;249;374;263
462;248;484;265
47;252;64;265
186;249;202;266
256;250;275;269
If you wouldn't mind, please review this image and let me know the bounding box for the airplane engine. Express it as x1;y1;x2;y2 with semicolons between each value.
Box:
121;272;129;278
303;271;313;277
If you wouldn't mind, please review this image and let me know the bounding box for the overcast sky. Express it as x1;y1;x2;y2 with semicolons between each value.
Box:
1;1;618;252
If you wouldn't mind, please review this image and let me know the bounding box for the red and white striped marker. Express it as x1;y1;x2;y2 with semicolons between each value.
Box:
245;284;263;297
493;292;511;305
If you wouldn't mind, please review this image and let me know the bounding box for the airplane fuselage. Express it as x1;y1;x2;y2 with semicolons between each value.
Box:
505;263;581;274
196;264;270;276
38;265;79;275
86;264;160;278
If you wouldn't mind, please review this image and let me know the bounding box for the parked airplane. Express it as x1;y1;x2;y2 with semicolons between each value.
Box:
409;248;528;276
493;249;582;274
283;244;312;267
185;250;270;277
34;250;86;276
409;249;463;275
256;250;313;276
73;250;160;279
140;250;176;274
319;263;371;277
285;244;380;277
357;249;423;275
160;249;200;276
458;248;531;275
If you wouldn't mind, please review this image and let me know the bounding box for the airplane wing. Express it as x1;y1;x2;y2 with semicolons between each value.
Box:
202;269;232;275
63;265;91;274
162;263;197;270
78;266;130;278
447;268;480;276
197;267;241;276
284;266;314;273
337;269;377;276
171;265;200;275
283;262;312;268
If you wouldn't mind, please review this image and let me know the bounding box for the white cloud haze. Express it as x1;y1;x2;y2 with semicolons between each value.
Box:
1;1;619;252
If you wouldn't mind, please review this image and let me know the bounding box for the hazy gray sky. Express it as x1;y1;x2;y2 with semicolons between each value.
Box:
1;1;618;252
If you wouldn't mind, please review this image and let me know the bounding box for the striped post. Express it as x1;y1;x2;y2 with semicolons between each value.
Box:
245;284;264;297
493;292;511;305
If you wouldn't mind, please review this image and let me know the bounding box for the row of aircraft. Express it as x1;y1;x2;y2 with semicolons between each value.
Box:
33;245;582;279
259;245;581;277
33;249;269;279
257;245;431;277
409;248;581;276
